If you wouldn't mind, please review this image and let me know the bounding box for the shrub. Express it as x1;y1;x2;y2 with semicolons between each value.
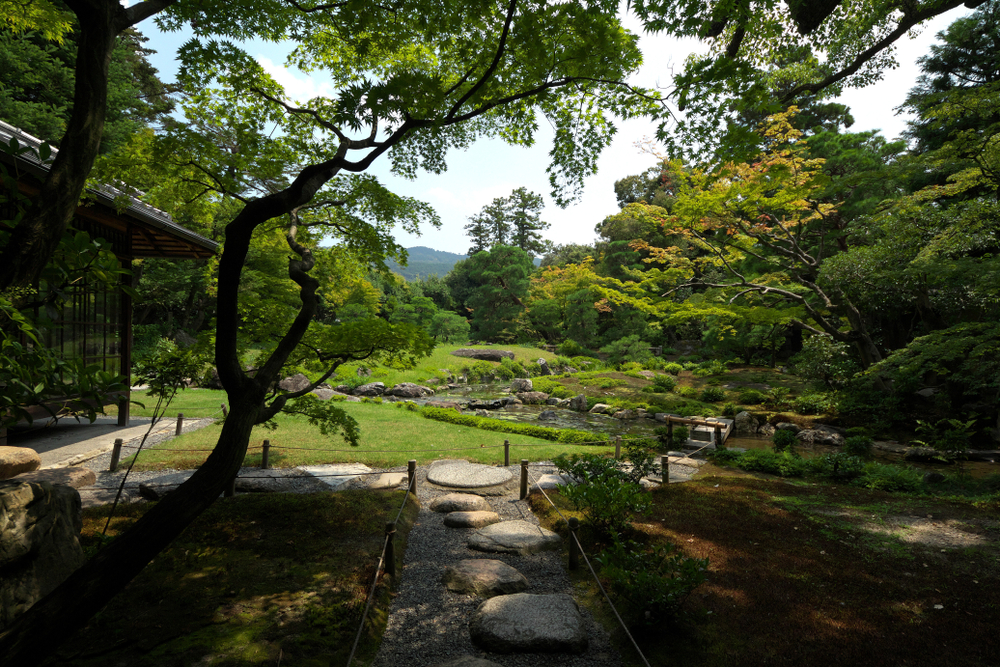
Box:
580;377;628;389
682;361;700;371
915;417;976;463
643;357;666;370
652;374;677;392
601;335;652;367
570;355;602;370
699;387;726;403
662;362;683;374
594;537;709;626
843;435;873;458
553;449;658;535
737;388;766;404
466;360;496;382
772;429;798;453
809;453;866;481
671;425;689;448
557;339;588;357
693;360;729;377
420;407;593;443
675;386;698;398
764;387;790;408
736;449;807;477
532;376;574;399
722;402;740;417
790;335;862;389
791;393;837;415
660;347;678;356
621;361;644;372
855;462;924;493
495;357;529;380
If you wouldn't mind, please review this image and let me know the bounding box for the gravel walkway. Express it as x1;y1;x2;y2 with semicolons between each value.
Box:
371;463;624;667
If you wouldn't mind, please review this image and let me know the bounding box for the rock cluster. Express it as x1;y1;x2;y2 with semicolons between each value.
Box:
451;348;515;362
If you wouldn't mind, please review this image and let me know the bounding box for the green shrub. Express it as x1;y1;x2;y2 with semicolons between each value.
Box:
808;453;866;480
420;407;593;443
580;377;628;389
693;360;729;377
643;357;666;370
557;339;588;357
532;376;574;399
621;361;644;372
722;402;740;417
662;362;683;374
771;429;798;453
699;387;726;402
671;425;689;448
736;449;807;477
843;435;873;458
495;357;529;381
764;387;790;409
660;347;678;356
682;361;700;371
594;537;709;626
915;417;976;463
791;393;837;415
601;334;653;367
570;355;602;370
466;360;496;382
855;462;924;493
652;374;677;392
675;386;698;398
553;448;658;535
737;388;766;404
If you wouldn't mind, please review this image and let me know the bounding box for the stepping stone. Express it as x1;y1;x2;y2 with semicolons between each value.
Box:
368;472;409;490
139;471;195;500
236;468;328;493
468;520;562;555
528;473;571;492
442;559;528;597
429;492;491;513
12;466;96;488
79;487;144;508
0;447;41;480
469;593;588;654
443;511;501;529
430;658;504;667
427;460;513;492
299;463;372;490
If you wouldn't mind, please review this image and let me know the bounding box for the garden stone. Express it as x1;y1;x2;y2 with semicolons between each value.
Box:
139;471;195;500
356;366;372;377
904;446;939;462
300;463;373;490
278;373;311;392
510;378;533;393
475;409;490;417
775;422;800;433
468;520;562;555
442;559;528;597
427;460;513;491
469;593;588;654
430;657;504;667
638;370;655;379
733;411;759;436
429;493;492;513
589;403;611;414
538;410;557;421
568;395;588;411
444;511;501;528
924;472;946;484
516;391;548;404
451;348;515;362
333;384;353;394
536;358;552;376
612;409;638;420
529;473;571;492
564;366;578;374
0;447;41;480
426;377;441;385
556;398;572;408
545;398;560;405
385;382;435;398
368;472;409;490
11;467;95;488
354;382;386;397
759;423;775;436
236;468;328;493
468;399;505;410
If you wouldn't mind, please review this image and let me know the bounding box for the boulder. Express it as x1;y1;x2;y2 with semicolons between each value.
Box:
924;472;946;484
385;382;435;398
536;358;553;376
311;387;335;400
426;377;441;385
451;348;515;362
732;411;759;436
0;447;41;480
300;463;373;490
775;422;800;434
278;373;311;393
468;520;562;555
538;410;557;421
556;398;572;408
904;446;940;462
356;366;372;377
568;395;588;412
354;382;386;397
529;473;571;492
563;366;579;374
759;423;776;437
368;472;409;490
475;409;491;417
516;391;549;405
333;384;353;394
469;593;588;654
236;468;329;494
612;409;638;420
444;511;502;529
425;400;462;410
545;398;560;405
442;559;528;597
468;399;505;410
429;493;492;513
510;378;533;393
0;481;84;629
11;467;95;488
589;403;611;414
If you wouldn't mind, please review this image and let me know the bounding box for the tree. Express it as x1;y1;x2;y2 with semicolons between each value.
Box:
0;2;651;663
428;310;471;343
464;245;534;342
539;242;595;267
505;186;552;257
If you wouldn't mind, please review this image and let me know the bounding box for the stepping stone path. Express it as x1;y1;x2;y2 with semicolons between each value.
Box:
299;463;373;490
469;593;588;654
468;521;562;556
442;559;528;597
429;492;492;513
427;460;513;493
444;511;501;529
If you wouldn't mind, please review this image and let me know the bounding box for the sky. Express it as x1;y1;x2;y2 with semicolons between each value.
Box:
139;7;967;257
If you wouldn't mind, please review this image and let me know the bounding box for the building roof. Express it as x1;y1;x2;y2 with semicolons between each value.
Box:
0;120;218;259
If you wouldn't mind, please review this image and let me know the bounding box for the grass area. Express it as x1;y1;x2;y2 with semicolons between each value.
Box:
127;388;231;419
122;398;614;471
50;491;419;667
529;474;1000;667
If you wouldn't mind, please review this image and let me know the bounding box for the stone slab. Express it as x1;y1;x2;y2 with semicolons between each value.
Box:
10;466;95;488
443;511;501;529
442;559;528;597
235;468;329;493
468;520;562;555
300;463;373;490
368;472;409;490
138;470;195;500
529;473;572;492
429;493;492;513
78;487;145;508
427;460;513;490
469;593;588;654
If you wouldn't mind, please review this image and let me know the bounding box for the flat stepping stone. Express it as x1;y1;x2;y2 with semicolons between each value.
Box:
469;593;588;654
429;492;491;513
427;460;513;492
529;473;572;492
368;472;409;490
443;511;501;528
12;466;96;488
139;471;195;500
299;463;372;490
468;520;562;555
79;487;144;508
430;658;504;667
236;468;328;493
442;559;528;597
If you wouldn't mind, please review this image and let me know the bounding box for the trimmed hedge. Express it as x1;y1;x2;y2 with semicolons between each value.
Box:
420;407;598;444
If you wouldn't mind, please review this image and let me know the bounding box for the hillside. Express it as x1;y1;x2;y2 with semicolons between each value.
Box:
386;246;468;281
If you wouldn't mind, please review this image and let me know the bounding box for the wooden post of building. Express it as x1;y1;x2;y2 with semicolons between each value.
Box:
661;454;669;483
504;439;510;467
175;413;184;436
520;459;528;500
615;436;622;459
117;395;129;427
385;522;397;577
110;438;123;472
261;439;270;469
407;460;416;494
568;517;580;571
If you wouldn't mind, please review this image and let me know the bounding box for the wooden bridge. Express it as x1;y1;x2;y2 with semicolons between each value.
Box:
656;414;733;449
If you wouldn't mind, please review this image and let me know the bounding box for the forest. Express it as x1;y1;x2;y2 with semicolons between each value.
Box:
1;0;999;664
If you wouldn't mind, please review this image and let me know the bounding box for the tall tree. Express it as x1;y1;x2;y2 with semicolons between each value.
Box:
505;186;552;257
465;244;534;342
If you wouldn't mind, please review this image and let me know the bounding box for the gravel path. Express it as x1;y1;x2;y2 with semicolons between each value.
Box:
371;463;624;667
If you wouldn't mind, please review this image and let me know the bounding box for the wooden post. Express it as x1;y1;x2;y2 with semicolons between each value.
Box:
385;522;397;577
667;418;674;444
714;425;723;448
175;413;184;436
568;517;580;571
520;459;528;500
221;403;228;418
615;436;622;459
117;395;129;427
110;438;123;472
225;474;236;497
261;439;270;469
504;439;510;467
407;460;416;494
661;454;669;482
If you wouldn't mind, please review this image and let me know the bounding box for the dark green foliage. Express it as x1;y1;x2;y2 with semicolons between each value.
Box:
854;463;924;493
790;336;862;390
771;429;798;453
734;449;808;477
842;435;873;458
791;393;837;415
662;362;683;374
699;386;726;403
671;425;689;448
420;407;593;443
914;417;976;462
808;452;866;481
531;376;574;399
652;374;677;392
722;402;739;417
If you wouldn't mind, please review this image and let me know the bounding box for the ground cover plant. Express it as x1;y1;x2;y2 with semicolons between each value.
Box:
49;491;418;667
529;475;1000;667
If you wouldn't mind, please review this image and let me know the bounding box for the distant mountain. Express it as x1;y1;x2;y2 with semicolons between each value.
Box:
386;246;468;281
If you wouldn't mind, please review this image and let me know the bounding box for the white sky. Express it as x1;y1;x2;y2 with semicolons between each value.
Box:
140;7;966;256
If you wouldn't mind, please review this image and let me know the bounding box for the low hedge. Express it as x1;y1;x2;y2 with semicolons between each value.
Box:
420;407;598;444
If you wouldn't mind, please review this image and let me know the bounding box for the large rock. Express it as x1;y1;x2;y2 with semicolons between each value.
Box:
354;382;386;397
536;358;553;376
451;348;515;362
278;373;311;393
469;593;588;654
0;447;41;480
775;422;800;434
732;411;759;436
444;511;502;529
516;391;549;405
429;493;492;513
568;395;588;412
468;520;562;555
11;467;95;488
538;410;558;421
0;481;84;628
612;409;638;420
510;378;533;393
385;382;435;398
443;559;528;597
589;403;612;414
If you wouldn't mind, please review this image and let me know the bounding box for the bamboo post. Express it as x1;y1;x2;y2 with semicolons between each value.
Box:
661;454;669;483
109;438;123;472
568;517;580;571
615;436;622;459
408;460;416;494
261;439;270;469
221;403;228;417
385;522;397;577
504;439;510;467
520;459;528;500
175;413;184;436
